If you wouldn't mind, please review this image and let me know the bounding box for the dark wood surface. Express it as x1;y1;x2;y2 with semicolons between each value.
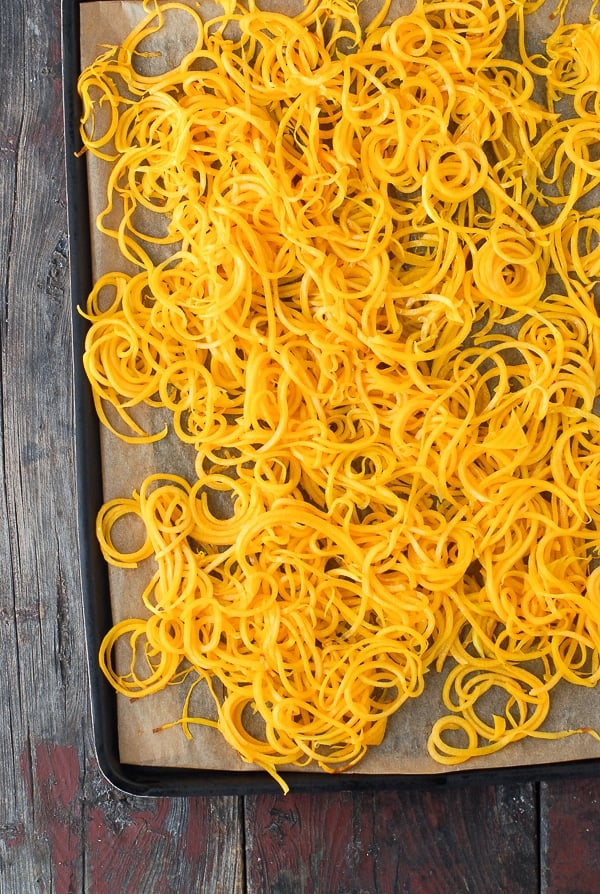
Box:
2;1;600;891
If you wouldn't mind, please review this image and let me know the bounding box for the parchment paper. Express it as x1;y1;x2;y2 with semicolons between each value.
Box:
80;0;600;775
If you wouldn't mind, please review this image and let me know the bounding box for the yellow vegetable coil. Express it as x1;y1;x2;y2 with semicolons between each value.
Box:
79;0;600;790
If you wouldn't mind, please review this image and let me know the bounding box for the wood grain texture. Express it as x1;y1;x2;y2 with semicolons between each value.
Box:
244;784;539;894
0;3;244;891
540;776;600;894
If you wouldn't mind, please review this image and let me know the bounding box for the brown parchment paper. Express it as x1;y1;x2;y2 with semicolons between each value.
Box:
80;0;600;775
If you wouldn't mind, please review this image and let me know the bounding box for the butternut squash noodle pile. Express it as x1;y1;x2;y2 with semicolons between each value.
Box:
79;0;600;789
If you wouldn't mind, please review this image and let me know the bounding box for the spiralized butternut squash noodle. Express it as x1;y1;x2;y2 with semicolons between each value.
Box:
79;0;600;790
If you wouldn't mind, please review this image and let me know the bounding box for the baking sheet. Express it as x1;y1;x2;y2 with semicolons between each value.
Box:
74;0;600;784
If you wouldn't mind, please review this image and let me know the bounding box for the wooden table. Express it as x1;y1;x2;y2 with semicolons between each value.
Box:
3;1;600;890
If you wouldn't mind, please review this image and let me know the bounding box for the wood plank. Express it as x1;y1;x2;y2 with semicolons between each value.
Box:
0;1;78;887
245;782;539;894
540;776;600;894
10;740;245;892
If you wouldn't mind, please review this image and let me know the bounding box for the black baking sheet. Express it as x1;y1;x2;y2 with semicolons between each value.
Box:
61;0;600;796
